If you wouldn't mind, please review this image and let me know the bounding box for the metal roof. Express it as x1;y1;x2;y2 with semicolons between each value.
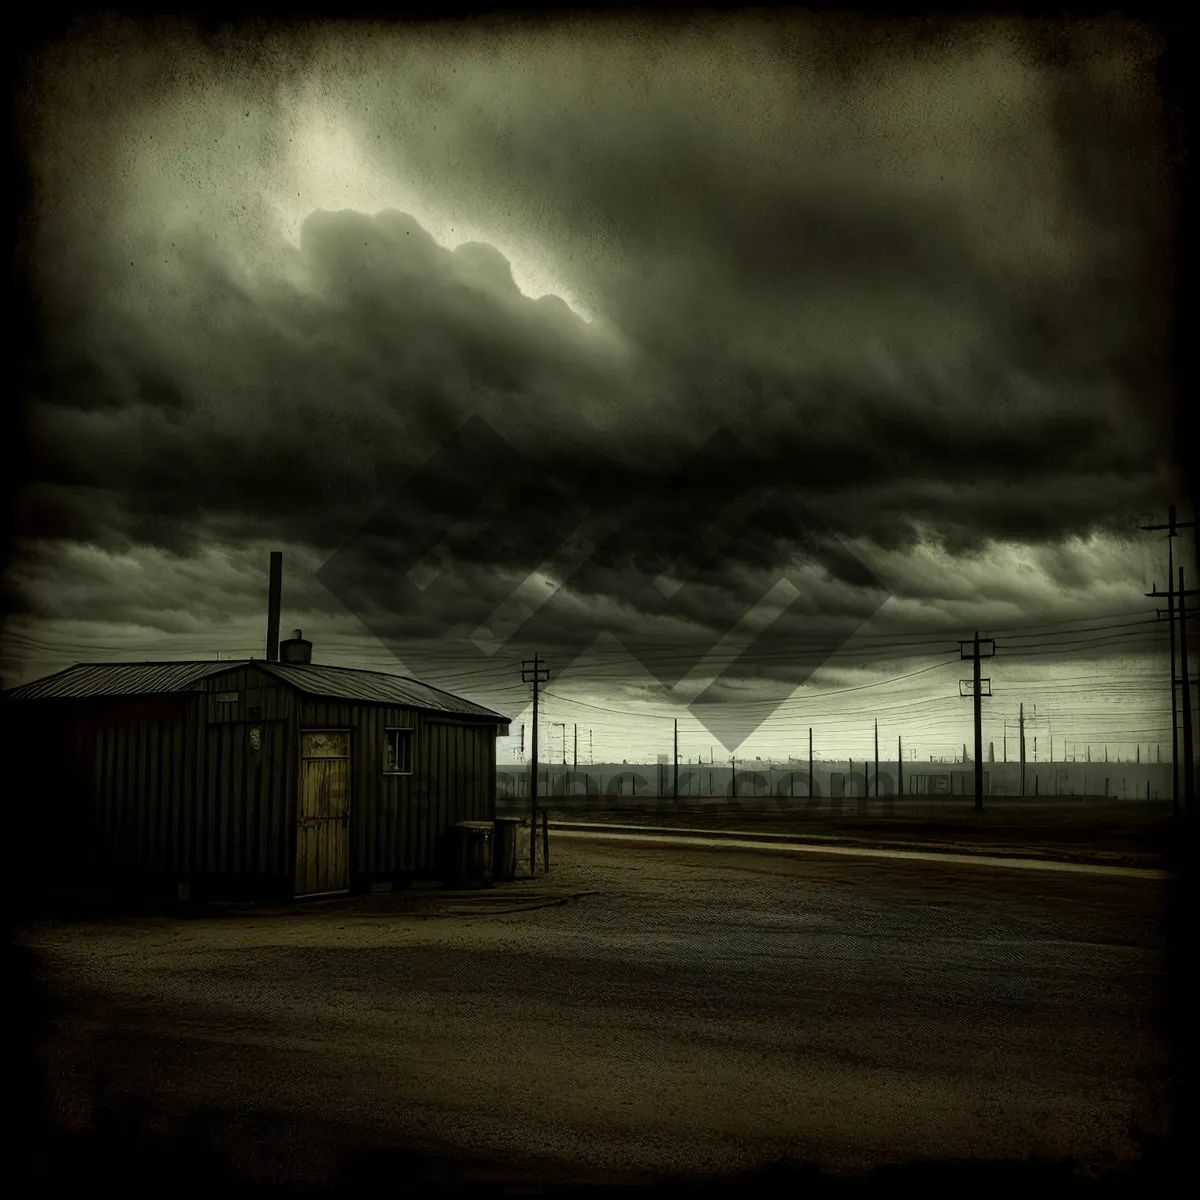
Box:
254;661;508;721
2;658;509;722
1;661;239;700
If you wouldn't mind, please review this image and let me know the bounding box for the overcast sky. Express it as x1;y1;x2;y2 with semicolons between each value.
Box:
8;14;1193;760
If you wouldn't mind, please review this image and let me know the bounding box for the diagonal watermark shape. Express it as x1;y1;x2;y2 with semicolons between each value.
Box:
653;486;779;600
470;508;634;657
317;414;895;748
407;476;523;593
666;578;801;704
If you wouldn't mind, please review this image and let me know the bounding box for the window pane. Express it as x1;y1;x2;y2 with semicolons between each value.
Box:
385;729;412;773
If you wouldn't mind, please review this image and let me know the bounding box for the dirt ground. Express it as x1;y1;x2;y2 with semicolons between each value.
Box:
15;837;1177;1189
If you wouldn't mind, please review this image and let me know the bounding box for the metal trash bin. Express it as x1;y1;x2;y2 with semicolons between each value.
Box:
492;817;519;882
449;821;494;888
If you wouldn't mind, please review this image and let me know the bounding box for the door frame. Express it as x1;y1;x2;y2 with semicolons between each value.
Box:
293;726;353;899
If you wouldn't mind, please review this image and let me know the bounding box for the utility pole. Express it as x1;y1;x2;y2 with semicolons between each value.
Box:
1147;571;1200;819
1142;506;1195;821
960;633;995;810
808;728;813;798
1019;704;1026;797
521;655;550;874
873;719;879;798
1179;565;1196;814
898;734;904;797
574;724;578;772
673;718;679;799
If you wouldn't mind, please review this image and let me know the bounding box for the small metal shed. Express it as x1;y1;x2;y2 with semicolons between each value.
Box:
3;656;510;901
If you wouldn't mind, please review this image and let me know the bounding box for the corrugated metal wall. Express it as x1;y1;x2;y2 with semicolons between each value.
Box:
296;700;496;878
8;674;503;896
93;695;197;875
421;717;495;869
91;670;296;887
300;698;410;878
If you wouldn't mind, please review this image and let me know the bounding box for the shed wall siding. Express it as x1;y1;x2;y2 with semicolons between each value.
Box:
7;682;502;896
91;682;294;883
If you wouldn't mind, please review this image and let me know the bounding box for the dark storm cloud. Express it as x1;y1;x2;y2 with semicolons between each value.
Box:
12;14;1181;673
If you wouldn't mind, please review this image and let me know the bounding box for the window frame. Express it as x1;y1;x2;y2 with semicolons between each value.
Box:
383;727;414;776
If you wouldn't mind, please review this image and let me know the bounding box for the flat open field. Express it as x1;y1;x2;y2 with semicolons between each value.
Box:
14;835;1176;1190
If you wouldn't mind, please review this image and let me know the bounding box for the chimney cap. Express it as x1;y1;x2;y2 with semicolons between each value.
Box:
280;628;313;664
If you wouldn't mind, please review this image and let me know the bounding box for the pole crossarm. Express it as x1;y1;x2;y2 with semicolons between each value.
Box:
959;678;992;697
961;638;996;659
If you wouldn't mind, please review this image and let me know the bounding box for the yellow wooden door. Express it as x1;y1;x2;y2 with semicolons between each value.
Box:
295;730;351;896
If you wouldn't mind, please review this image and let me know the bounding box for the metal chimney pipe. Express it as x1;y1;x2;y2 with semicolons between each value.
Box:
266;552;283;662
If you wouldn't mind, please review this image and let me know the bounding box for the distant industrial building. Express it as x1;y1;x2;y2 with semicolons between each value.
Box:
497;760;1174;804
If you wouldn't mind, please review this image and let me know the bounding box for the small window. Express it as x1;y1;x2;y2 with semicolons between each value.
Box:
215;692;239;705
384;728;413;774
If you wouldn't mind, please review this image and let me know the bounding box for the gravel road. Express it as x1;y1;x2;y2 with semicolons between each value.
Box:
19;837;1174;1187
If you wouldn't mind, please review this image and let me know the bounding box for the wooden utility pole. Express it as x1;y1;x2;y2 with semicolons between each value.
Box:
808;728;813;798
673;718;679;799
521;655;550;874
1019;704;1026;798
1142;506;1195;820
873;719;879;799
898;735;904;797
1179;566;1197;814
574;724;578;772
960;633;994;810
1147;572;1200;818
